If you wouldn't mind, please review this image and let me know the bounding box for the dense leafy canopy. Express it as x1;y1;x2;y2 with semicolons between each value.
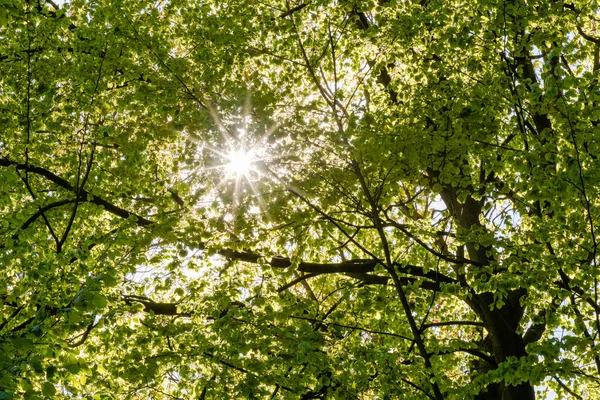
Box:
2;0;600;398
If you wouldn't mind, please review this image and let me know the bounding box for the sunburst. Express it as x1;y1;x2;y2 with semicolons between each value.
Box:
226;148;255;176
207;109;278;212
183;92;296;227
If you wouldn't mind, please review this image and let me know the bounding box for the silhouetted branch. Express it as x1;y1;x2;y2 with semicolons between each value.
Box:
0;157;152;226
122;295;190;317
69;316;100;347
421;321;485;330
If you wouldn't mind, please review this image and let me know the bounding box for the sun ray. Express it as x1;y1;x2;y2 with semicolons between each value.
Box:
205;100;235;142
244;174;272;223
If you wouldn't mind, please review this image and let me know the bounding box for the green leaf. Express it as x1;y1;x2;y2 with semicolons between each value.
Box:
46;366;55;380
42;382;56;397
66;364;80;375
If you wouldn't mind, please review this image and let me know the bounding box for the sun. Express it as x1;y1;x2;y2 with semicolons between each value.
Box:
226;149;254;176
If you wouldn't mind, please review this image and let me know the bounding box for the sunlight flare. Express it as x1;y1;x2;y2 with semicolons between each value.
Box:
226;149;255;176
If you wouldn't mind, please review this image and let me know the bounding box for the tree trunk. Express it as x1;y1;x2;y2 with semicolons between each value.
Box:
444;193;535;399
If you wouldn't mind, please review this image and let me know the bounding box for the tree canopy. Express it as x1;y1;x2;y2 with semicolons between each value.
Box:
2;0;600;398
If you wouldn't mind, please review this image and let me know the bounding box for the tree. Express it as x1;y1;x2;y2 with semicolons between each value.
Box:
1;0;599;398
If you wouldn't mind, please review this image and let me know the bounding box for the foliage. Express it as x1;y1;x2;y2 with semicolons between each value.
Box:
1;0;600;398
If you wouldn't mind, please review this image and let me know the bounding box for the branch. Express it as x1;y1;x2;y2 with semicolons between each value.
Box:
349;159;443;400
68;316;100;347
17;169;60;249
577;25;600;44
217;247;454;290
344;273;390;286
203;352;296;393
278;273;321;292
400;378;436;400
0;199;79;251
421;321;484;330
122;295;190;317
432;347;497;367
388;220;481;266
279;2;309;18
59;44;106;251
394;262;459;286
0;158;152;226
523;306;556;345
352;11;399;104
216;249;380;273
553;376;584;400
19;198;79;231
289;315;413;341
0;305;25;332
556;271;600;316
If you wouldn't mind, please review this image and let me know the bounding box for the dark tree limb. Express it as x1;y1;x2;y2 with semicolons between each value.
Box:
278;273;321;292
69;316;100;347
122;295;190;317
421;321;485;330
553;376;584;400
432;347;497;367
0;158;153;226
202;351;296;392
280;2;309;18
400;378;437;400
0;305;25;332
290;315;413;341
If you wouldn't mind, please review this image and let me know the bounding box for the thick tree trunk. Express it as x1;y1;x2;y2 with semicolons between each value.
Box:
476;294;535;400
442;193;535;399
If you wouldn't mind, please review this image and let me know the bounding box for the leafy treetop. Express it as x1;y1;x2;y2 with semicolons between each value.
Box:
1;0;600;399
